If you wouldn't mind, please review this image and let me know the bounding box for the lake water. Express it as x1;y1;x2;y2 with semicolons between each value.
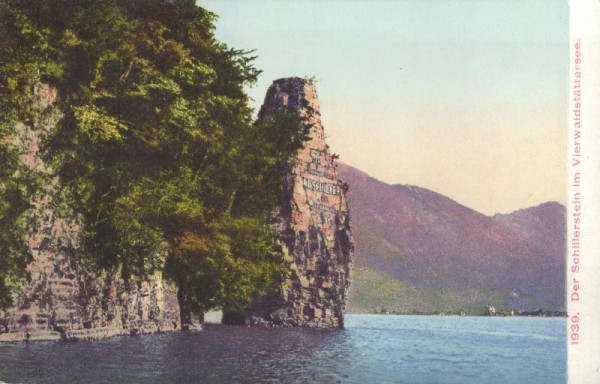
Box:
0;315;566;383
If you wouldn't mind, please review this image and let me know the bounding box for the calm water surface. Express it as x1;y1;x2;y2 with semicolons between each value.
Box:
0;315;566;383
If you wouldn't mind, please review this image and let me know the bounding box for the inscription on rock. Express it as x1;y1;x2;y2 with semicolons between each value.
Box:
302;177;340;196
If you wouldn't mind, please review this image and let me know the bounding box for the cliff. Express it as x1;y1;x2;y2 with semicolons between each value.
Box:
0;85;181;342
243;78;354;328
0;77;354;341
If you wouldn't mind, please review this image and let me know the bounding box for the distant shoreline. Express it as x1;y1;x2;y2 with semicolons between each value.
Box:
347;311;569;318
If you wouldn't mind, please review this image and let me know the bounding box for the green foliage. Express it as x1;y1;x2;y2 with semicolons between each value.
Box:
166;215;287;316
0;0;309;315
0;143;35;309
303;75;318;85
231;111;309;218
348;267;518;315
0;1;50;309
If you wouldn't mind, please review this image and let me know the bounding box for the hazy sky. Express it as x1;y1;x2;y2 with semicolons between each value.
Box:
202;0;569;215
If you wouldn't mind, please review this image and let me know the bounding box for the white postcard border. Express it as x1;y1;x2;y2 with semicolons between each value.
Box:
568;1;600;383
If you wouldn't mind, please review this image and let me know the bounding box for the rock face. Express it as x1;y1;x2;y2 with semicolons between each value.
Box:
1;77;353;340
246;77;354;328
0;85;181;342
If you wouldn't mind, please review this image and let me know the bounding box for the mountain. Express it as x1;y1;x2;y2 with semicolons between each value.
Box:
338;163;566;314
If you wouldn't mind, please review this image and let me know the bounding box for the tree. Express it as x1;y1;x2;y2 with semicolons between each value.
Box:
0;141;35;310
0;0;309;317
0;0;53;309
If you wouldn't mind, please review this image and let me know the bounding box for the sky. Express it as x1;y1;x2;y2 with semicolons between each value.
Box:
201;0;569;215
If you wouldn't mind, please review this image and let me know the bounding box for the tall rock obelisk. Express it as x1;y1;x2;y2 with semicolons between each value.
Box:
248;77;354;328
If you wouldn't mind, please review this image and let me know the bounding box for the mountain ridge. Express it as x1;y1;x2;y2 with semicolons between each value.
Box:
339;163;566;314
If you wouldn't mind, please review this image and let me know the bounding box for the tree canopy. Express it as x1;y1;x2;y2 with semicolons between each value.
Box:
0;0;308;316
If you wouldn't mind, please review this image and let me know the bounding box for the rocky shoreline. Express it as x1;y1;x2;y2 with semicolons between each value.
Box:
0;321;194;343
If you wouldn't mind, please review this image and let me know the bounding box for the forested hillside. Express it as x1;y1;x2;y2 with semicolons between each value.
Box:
0;0;306;318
